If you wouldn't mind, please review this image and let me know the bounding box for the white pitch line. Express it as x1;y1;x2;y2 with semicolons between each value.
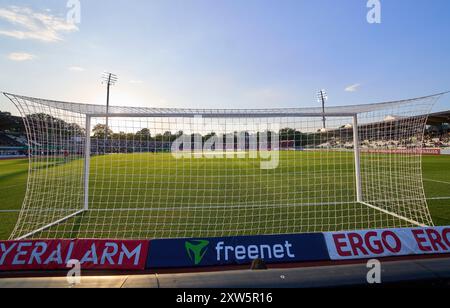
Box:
1;198;450;214
424;178;450;185
427;197;450;201
0;184;25;190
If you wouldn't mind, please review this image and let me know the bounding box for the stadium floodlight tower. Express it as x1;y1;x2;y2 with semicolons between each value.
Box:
101;72;118;139
317;89;328;131
2;91;447;240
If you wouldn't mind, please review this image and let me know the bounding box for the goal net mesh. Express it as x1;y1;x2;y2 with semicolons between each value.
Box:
4;92;442;240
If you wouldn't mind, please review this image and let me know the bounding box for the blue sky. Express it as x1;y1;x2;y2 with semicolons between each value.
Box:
0;0;449;115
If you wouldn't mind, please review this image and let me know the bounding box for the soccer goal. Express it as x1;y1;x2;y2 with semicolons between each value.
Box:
3;92;445;240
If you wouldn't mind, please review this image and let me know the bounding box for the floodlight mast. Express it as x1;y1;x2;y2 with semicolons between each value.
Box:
318;90;328;130
101;72;118;141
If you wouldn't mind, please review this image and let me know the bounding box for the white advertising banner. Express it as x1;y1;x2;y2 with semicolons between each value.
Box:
324;227;450;260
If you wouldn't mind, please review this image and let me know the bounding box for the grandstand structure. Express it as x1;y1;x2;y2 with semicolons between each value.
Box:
2;92;446;240
0;133;23;147
425;110;450;149
427;110;450;126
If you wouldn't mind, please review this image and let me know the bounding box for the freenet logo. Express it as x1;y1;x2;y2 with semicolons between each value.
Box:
185;240;210;265
215;241;296;262
184;239;297;265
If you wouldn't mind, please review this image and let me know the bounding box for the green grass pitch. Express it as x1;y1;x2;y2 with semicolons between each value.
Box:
0;154;449;240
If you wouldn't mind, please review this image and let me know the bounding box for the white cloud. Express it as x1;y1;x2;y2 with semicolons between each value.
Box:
345;83;361;92
68;66;85;72
129;80;144;84
0;6;78;42
7;52;35;61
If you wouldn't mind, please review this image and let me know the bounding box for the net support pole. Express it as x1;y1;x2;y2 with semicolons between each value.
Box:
84;115;91;211
16;210;86;240
353;115;363;203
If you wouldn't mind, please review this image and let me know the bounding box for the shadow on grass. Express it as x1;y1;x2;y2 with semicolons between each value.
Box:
66;211;86;239
0;168;29;181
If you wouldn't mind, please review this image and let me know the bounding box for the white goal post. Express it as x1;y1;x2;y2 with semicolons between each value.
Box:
3;92;446;240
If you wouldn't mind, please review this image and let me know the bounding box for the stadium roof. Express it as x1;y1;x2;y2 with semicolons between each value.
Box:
428;110;450;125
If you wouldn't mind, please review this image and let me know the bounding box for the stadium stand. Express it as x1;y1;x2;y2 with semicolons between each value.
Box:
0;133;22;147
424;111;450;149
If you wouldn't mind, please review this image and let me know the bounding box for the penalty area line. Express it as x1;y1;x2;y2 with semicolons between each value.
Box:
424;178;450;185
1;198;450;213
427;196;450;201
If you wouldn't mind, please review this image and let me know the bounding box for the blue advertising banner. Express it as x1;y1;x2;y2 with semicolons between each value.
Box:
146;233;330;268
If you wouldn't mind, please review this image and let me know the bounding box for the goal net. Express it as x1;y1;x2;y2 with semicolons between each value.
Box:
3;92;444;240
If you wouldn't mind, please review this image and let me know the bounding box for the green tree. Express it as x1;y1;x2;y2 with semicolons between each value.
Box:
26;113;83;137
92;124;113;139
136;128;151;139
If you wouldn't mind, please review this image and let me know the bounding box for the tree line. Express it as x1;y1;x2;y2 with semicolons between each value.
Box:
91;125;333;147
1;111;338;147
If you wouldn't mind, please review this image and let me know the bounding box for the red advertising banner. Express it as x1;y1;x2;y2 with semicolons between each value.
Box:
0;239;149;271
325;227;450;260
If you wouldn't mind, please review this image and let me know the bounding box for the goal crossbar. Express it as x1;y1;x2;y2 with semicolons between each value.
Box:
87;112;359;118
